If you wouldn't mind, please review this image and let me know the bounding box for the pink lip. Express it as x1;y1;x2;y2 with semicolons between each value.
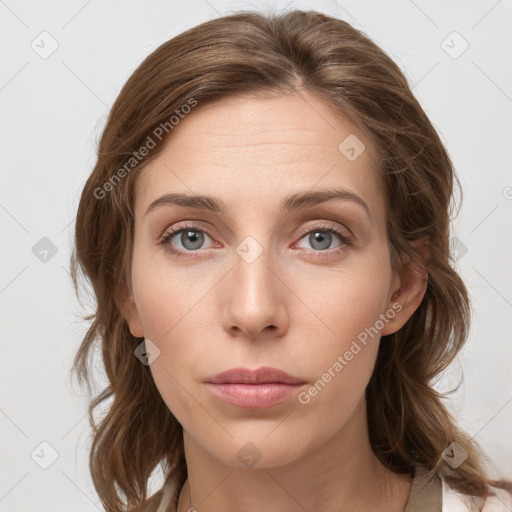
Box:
204;366;307;409
205;366;305;385
206;383;304;408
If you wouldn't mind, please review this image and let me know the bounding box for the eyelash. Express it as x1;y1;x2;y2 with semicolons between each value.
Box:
158;222;353;259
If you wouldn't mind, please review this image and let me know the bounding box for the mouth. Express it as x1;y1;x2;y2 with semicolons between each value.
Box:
204;366;307;409
205;365;306;385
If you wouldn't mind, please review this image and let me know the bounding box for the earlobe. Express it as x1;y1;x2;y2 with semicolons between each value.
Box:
381;237;430;336
117;286;144;338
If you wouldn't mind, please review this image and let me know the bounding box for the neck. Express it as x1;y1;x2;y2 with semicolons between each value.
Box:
176;397;412;512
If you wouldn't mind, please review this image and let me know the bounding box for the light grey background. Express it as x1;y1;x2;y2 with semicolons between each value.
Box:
1;0;511;510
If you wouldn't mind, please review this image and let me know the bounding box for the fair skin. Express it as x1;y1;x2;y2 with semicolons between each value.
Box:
121;91;429;512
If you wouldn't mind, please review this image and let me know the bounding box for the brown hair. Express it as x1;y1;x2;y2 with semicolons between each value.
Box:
70;8;512;512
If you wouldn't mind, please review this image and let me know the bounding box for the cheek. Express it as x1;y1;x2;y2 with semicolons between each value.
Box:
130;251;221;422
289;258;392;407
294;258;392;353
287;278;386;451
131;243;213;340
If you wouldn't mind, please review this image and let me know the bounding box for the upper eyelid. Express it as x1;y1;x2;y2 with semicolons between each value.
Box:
295;220;352;238
164;219;346;235
161;220;213;236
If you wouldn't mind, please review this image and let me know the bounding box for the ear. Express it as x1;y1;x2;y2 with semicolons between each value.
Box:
116;284;144;338
381;236;429;336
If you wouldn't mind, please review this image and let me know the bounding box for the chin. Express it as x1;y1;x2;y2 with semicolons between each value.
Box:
200;429;314;470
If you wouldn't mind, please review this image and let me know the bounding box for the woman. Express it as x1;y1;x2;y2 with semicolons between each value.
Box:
70;9;512;512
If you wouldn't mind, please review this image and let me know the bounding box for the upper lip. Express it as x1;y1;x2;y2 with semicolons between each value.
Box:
205;366;306;385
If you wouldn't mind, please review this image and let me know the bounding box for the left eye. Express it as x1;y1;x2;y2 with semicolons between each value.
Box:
295;229;350;251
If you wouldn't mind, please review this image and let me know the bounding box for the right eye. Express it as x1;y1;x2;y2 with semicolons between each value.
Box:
159;225;217;258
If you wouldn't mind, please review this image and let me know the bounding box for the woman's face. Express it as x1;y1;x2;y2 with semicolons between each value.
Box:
123;91;412;468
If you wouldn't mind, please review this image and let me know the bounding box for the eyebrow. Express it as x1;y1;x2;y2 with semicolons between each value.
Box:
144;188;370;217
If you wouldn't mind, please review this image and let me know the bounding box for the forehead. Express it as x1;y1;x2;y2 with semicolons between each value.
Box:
134;92;384;219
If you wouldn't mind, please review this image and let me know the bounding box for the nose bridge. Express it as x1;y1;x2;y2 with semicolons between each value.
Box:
235;237;275;301
222;233;287;337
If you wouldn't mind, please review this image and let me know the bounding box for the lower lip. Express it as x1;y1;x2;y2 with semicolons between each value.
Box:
206;382;304;409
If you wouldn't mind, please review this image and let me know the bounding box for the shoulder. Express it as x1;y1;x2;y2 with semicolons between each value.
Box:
441;478;512;511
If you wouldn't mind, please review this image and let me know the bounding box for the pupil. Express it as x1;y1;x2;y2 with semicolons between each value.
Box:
182;230;203;250
311;231;331;250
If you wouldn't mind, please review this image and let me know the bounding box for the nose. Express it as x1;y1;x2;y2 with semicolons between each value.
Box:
221;244;289;340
